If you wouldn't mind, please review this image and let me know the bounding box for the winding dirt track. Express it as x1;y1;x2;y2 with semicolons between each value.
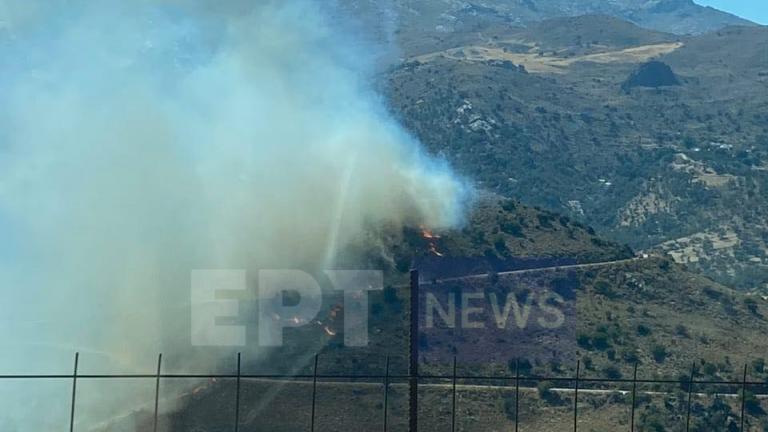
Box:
431;256;643;284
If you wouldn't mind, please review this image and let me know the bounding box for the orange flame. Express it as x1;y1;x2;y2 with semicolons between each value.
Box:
420;225;444;256
420;225;441;240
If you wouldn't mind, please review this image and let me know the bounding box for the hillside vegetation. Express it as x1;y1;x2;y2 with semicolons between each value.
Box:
115;198;768;432
383;17;768;290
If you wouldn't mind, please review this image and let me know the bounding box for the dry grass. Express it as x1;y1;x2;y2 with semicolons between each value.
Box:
411;42;684;74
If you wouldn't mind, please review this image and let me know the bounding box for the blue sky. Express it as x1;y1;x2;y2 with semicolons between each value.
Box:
696;0;768;25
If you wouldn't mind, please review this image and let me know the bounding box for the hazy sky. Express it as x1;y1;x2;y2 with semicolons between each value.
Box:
696;0;768;25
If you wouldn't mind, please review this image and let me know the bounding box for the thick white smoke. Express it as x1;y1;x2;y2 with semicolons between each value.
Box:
0;0;469;429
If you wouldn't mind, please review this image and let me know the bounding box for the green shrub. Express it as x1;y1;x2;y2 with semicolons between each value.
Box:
753;358;766;374
675;324;690;338
594;280;617;299
702;362;718;377
604;365;623;379
622;349;640;364
637;323;652;336
577;334;592;350
537;381;562;405
592;333;611;351
509;359;533;376
745;298;760;315
745;391;766;417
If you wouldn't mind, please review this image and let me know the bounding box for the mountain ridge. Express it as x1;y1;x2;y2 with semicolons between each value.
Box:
338;0;757;51
382;14;768;290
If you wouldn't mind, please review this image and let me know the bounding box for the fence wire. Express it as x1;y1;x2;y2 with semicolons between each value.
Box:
1;352;765;432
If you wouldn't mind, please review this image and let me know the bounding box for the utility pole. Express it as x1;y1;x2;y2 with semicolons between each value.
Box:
409;269;420;432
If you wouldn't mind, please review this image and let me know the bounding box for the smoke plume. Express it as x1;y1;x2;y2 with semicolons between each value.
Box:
0;0;469;429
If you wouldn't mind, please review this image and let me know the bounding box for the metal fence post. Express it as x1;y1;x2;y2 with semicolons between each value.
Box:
573;360;580;432
685;362;695;432
235;352;242;432
69;352;79;432
153;353;163;432
383;356;390;432
409;269;420;432
630;362;638;432
311;354;319;432
16;353;768;430
515;359;520;432
741;363;748;432
451;356;457;432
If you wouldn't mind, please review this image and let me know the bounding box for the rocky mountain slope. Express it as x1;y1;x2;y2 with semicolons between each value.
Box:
381;15;768;290
338;0;757;58
109;197;768;432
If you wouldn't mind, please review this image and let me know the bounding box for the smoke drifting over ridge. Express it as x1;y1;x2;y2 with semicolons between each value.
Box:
0;0;469;428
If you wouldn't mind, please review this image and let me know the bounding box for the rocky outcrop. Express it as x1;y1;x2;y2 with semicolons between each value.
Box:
622;60;681;90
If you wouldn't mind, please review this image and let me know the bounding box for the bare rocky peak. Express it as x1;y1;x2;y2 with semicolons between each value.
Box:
339;0;756;39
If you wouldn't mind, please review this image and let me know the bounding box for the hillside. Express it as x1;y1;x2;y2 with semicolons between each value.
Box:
337;194;634;280
78;7;768;432
521;14;677;51
337;0;756;59
101;197;768;431
135;258;768;431
382;15;768;291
